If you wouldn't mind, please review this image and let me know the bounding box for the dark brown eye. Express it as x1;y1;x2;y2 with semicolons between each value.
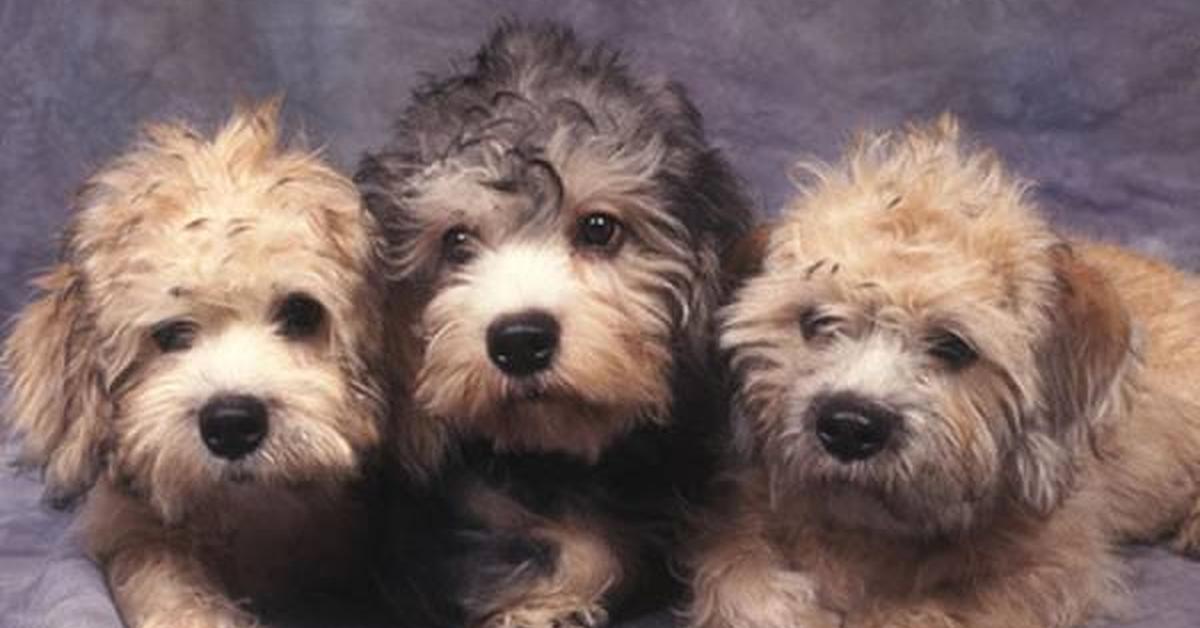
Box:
928;331;978;370
442;225;477;265
800;308;842;341
151;320;198;353
276;293;325;340
575;212;623;251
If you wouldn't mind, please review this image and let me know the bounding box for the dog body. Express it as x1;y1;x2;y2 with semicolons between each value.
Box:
687;119;1200;628
3;103;385;627
357;22;751;627
1082;242;1200;547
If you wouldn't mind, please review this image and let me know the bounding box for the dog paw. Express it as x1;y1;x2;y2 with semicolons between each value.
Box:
1170;503;1200;558
140;616;258;628
137;604;260;628
690;569;841;628
847;606;960;628
479;599;609;628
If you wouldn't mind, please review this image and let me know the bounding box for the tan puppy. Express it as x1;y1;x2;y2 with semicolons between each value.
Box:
2;102;385;627
686;117;1200;628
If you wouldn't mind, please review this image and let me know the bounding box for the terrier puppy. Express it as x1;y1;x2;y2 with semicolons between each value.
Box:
356;22;752;628
2;102;386;627
687;118;1200;628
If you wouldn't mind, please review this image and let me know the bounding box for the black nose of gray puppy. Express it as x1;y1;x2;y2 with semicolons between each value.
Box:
487;310;560;376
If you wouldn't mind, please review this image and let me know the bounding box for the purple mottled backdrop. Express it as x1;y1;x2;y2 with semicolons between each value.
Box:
1;1;1198;627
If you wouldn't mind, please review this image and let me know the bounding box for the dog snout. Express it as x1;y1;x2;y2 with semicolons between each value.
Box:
486;310;560;376
813;394;899;463
199;394;269;460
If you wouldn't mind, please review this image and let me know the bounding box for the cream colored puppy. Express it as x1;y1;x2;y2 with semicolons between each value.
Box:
3;102;385;627
687;118;1200;628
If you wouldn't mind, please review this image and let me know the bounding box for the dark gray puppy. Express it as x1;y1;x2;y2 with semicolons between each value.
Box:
357;21;752;628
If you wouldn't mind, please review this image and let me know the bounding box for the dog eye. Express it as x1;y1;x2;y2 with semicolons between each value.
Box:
927;331;978;369
800;308;843;341
442;225;477;265
151;320;198;353
575;212;623;251
276;293;326;340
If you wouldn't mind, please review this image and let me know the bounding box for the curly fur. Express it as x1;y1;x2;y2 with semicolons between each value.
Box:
2;101;387;627
358;21;752;628
685;117;1200;628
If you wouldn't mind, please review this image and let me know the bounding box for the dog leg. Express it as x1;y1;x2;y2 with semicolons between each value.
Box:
684;476;841;628
847;580;1115;628
106;546;258;628
846;540;1121;628
448;480;624;628
849;605;960;628
85;483;256;628
470;516;622;628
688;552;839;628
1170;498;1200;557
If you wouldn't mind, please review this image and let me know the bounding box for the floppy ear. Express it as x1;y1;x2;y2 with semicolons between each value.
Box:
379;287;453;485
722;225;773;290
1012;246;1132;514
2;264;111;505
719;227;774;462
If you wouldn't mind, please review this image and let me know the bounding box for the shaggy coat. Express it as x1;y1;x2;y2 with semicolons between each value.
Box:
687;118;1200;628
3;102;386;627
357;22;752;628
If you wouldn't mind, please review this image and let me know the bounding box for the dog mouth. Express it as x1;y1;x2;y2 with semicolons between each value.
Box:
217;462;258;484
500;377;573;405
495;379;629;424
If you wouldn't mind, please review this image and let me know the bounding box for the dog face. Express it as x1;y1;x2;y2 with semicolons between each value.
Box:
358;24;749;465
2;103;383;521
723;118;1131;537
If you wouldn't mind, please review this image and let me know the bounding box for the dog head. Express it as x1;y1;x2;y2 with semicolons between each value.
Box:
2;102;384;521
722;117;1131;537
357;22;750;468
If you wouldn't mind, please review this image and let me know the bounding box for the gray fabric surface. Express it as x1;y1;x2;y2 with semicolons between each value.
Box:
1;1;1198;627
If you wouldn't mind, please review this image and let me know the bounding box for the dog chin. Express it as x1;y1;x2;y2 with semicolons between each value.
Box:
492;376;606;416
501;378;566;403
816;489;906;533
798;477;980;539
493;392;598;429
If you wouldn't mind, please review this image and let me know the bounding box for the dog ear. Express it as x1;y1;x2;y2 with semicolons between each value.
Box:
722;225;773;289
3;264;111;506
377;288;453;484
1012;245;1132;515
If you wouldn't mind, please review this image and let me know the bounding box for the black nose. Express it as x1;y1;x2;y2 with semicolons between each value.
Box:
814;394;898;463
486;310;560;377
199;394;269;460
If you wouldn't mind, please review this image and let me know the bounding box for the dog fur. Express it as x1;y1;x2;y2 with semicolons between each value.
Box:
685;117;1200;628
2;102;386;627
356;21;752;628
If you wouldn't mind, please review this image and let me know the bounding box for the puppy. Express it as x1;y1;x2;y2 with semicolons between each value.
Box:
686;117;1200;628
356;21;752;628
2;102;386;627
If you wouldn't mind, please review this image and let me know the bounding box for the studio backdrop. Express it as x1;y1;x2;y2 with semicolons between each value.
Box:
1;2;1198;627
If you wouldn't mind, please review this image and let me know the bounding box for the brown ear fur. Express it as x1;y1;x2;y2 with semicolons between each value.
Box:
722;225;773;290
1012;245;1132;514
382;287;451;484
2;264;110;505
